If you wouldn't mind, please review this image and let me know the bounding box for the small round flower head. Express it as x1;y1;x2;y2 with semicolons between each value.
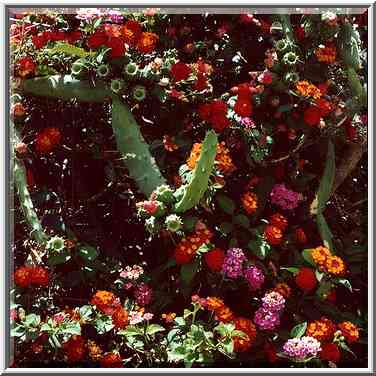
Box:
222;248;246;279
111;79;124;94
270;183;301;210
132;85;146;102
261;291;285;312
283;336;321;360
153;184;175;204
107;10;124;23
123;62;139;78
283;52;299;66
253;307;280;330
275;39;291;53
47;236;65;253
71;60;85;76
96;64;110;78
145;216;160;234
284;71;300;84
120;265;144;280
134;283;153;306
244;265;264;290
165;214;183;232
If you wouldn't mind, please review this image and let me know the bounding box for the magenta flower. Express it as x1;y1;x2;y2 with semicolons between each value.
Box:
134;283;153;306
222;248;246;278
270;183;301;210
253;307;280;330
261;291;285;312
244;265;265;290
282;336;321;360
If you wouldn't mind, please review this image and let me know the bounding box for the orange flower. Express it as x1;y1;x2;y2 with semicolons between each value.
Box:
241;191;258;215
338;321;359;343
136;32;158;54
295;80;322;100
311;246;331;267
264;225;283;246
174;227;213;265
315;45;337;64
161;312;176;324
90;290;121;315
112;307;129;329
274;282;291;298
233;317;257;352
121;20;142;45
295;228;307;244
87;340;102;361
215;305;235;323
30;266;49;287
306;317;336;342
206;296;225;311
325;255;346;276
269;213;288;231
187;141;235;174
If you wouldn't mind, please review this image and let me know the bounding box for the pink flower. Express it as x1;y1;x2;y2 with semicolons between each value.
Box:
53;312;66;324
258;70;273;85
270;183;301;210
134;283;153;306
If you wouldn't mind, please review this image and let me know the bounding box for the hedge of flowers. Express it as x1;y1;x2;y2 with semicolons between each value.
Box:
10;8;368;368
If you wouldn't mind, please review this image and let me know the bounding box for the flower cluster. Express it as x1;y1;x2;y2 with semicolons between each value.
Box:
282;336;322;360
254;291;285;330
311;246;346;276
241;191;258;215
315;44;337;63
222;248;247;279
270;183;301;210
243;265;265;290
120;265;144;280
198;100;230;132
35;127;62;154
295;80;322;100
14;265;49;288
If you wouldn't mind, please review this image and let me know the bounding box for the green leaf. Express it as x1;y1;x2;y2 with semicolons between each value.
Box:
290;322;307;338
183;216;199;232
77;245;99;262
248;238;271;260
118;325;143;337
317;140;335;212
48;42;94;58
334;278;353;292
339;341;357;358
24;314;40;327
94;315;114;334
174;317;186;326
216;194;236;215
280;267;299;274
180;259;200;286
316;281;333;300
233;214;250;229
62;321;81;336
315;270;325;282
302;249;316;266
146;324;165;336
11;324;25;337
317;212;335;252
47;249;71;266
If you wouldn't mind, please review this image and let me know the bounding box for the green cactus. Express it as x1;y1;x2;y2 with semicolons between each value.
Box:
21;75;111;102
111;97;166;196
347;67;367;109
174;130;218;213
21;75;166;197
338;22;361;71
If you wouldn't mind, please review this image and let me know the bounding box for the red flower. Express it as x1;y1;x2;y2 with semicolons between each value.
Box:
234;98;252;117
35;128;61;154
170;62;192;82
211;114;231;132
316;98;332;117
66;31;82;44
295;267;317;292
320;343;341;363
11;103;26;118
64;335;86;363
204;248;225;272
17;57;36;78
304;105;322;126
264;225;283;246
175;248;195;265
326;288;337;303
44;127;62;144
91;291;121;315
100;352;123;367
14;266;32;288
30;266;49;286
106;37;126;59
345;119;357;141
233;317;257;352
211;100;228;115
269;213;288;231
198;103;212;121
32;33;47;49
193;73;208;91
295;26;306;41
87;31;108;49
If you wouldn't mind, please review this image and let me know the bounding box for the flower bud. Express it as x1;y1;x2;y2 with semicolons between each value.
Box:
282;52;299;66
47;236;65;253
96;64;110;78
165;214;183;232
132;85;146;102
123;62;139;79
153;184;175;204
110;79;124;94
